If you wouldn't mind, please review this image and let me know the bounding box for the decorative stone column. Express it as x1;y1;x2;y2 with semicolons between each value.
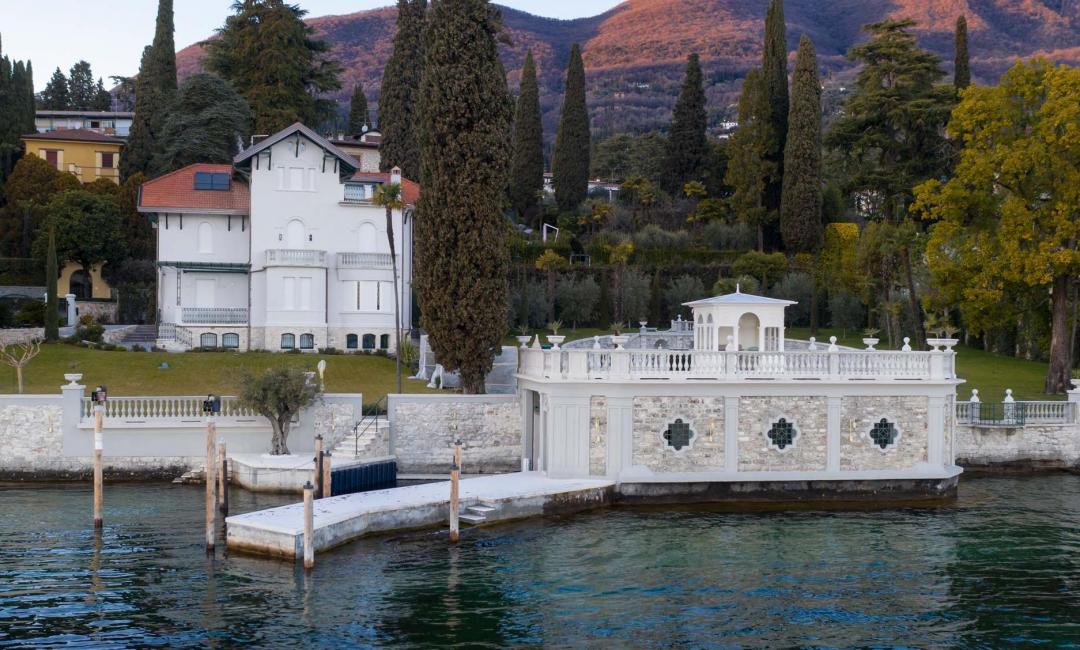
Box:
65;293;77;326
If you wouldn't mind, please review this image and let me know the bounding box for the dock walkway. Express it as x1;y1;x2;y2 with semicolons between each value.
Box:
226;472;615;558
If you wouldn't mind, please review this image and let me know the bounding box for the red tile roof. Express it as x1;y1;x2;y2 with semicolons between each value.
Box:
138;163;250;214
22;129;125;145
349;172;421;206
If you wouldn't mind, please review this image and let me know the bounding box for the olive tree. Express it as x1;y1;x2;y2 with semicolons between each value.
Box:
238;366;321;455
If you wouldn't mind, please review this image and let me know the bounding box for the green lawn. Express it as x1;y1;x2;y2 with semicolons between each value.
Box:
787;327;1055;401
1;345;436;399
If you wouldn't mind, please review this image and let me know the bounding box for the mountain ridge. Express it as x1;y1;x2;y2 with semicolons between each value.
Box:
175;0;1080;138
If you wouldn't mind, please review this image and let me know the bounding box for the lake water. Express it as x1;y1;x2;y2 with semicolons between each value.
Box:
2;475;1080;648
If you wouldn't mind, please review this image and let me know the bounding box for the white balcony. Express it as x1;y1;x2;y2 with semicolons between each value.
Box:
265;249;327;267
337;252;393;270
181;307;248;325
518;347;957;383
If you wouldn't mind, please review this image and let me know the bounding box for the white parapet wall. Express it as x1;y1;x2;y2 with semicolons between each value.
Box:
388;393;521;475
0;381;362;479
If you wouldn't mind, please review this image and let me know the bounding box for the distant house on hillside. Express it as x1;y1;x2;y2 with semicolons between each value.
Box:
327;128;382;173
139;123;418;352
21;129;123;184
35;110;134;138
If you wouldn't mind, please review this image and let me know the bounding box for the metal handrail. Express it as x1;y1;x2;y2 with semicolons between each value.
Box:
353;394;388;457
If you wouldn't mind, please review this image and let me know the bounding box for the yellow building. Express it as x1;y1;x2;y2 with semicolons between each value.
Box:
59;263;113;300
20;128;124;184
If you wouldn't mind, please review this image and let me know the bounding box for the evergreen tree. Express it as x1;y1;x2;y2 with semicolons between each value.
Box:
379;0;426;178
207;0;341;135
0;156;80;257
662;53;709;194
954;15;970;90
39;67;69;110
0;43;36;184
725;69;776;251
122;0;177;179
416;0;513;393
154;73;251;175
762;0;789;213
553;43;590;213
508;49;544;220
347;84;370;134
117;172;154;260
44;226;58;340
67;60;97;110
780;35;823;253
93;78;111;111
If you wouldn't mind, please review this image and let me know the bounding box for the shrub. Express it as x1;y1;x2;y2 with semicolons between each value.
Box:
770;272;814;326
75;315;105;343
632;224;691;250
703;221;756;251
829;292;865;331
620;269;651;323
14;300;45;327
713;274;760;295
397;338;420;368
318;347;343;355
664;275;706;318
556;275;600;328
731;251;788;291
509;281;548;329
131;344;146;352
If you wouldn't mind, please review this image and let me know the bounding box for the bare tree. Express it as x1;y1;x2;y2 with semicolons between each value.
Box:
0;340;42;394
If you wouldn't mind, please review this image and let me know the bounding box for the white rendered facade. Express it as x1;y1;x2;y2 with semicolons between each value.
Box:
142;124;413;352
516;292;963;499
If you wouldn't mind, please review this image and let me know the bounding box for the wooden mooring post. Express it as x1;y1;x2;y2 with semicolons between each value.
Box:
303;481;315;569
93;404;103;529
313;435;324;499
321;451;332;499
449;439;461;543
205;418;217;552
218;440;228;515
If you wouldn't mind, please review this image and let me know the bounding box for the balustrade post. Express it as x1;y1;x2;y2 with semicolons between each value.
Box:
567;350;587;379
611;349;630;380
929;348;944;380
1067;382;1080;423
828;337;839;378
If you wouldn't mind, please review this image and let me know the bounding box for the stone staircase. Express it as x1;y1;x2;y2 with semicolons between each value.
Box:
331;420;390;460
458;501;499;526
120;324;159;347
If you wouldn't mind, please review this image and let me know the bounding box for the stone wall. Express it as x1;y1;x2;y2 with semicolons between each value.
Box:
589;396;607;476
955;423;1080;468
0;328;44;344
633;396;725;473
840;396;928;470
389;394;521;474
738;396;828;472
76;300;117;323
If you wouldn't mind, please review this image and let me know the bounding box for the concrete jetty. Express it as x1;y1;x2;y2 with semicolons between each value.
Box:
226;472;615;558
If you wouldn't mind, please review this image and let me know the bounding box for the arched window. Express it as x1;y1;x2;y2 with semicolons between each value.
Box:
299;333;315;349
222;333;240;349
286;219;305;249
197;221;213;254
380;334;390;349
346;334;358;349
281;333;295;349
362;333;376;350
69;269;92;300
200;332;218;348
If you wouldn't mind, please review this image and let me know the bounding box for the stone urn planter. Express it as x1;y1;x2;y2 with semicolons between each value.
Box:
546;335;566;349
611;335;630;349
516;335;532;348
862;338;879;351
64;373;83;386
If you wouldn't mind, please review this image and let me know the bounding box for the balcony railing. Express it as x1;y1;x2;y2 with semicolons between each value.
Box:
181;307;248;325
338;252;393;269
82;395;259;422
518;347;956;383
956;400;1075;426
265;249;327;267
343;184;371;203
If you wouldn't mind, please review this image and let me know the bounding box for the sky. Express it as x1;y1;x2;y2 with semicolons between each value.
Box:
5;0;623;92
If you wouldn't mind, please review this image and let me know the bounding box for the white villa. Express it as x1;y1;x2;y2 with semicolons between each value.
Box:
138;123;417;352
516;290;964;501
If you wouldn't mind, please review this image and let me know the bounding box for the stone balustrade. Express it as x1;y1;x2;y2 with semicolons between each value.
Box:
337;252;393;269
81;395;259;423
518;346;957;382
264;248;327;267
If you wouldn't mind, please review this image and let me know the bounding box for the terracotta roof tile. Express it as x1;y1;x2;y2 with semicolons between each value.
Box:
138;163;250;213
22;129;125;145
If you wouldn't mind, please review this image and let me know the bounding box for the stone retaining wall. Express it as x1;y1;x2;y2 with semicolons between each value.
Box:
955;423;1080;469
389;394;521;474
0;328;44;344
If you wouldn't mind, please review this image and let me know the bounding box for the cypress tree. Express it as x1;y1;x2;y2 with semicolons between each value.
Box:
416;0;513;394
508;49;544;220
207;0;339;136
780;35;823;253
762;0;788;213
40;67;69;110
348;84;370;134
662;53;709;194
725;68;776;252
122;0;177;179
553;43;590;213
379;0;426;179
45;226;58;340
954;15;970;90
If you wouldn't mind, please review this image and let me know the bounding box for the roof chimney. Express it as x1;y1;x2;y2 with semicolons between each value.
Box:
390;165;402;185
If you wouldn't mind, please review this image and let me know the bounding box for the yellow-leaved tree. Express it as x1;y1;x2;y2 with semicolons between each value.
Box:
913;58;1080;394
